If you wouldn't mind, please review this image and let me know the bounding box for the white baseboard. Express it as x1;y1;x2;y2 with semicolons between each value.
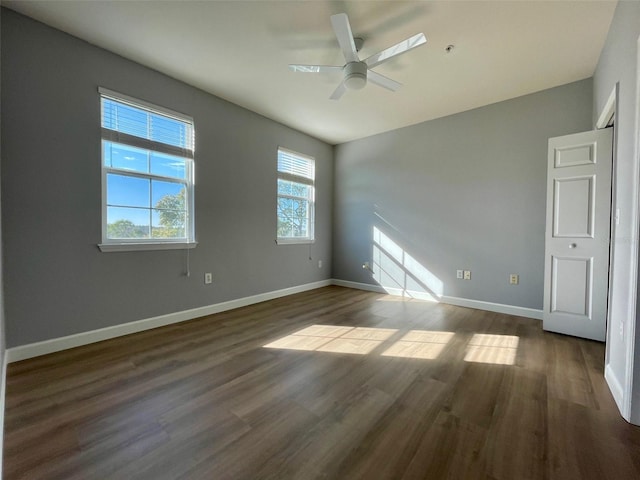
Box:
332;279;543;320
332;279;387;294
605;363;628;420
7;280;331;363
6;278;543;363
441;295;543;320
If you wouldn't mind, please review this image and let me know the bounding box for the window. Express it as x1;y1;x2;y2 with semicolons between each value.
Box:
277;147;315;244
98;88;195;252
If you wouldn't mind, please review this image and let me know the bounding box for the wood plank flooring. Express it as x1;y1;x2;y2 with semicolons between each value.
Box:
4;286;640;479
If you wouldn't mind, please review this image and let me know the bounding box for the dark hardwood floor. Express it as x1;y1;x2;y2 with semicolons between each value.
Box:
4;286;640;479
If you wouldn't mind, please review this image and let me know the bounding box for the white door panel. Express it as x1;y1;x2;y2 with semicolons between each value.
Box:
550;256;592;316
543;129;612;341
553;176;594;237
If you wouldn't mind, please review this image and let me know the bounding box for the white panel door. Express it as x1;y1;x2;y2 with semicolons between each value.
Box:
543;129;612;341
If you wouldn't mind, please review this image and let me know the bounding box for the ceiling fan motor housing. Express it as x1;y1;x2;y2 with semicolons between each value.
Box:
344;61;367;90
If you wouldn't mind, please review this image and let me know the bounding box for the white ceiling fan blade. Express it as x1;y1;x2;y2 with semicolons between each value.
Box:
330;13;359;63
368;70;402;92
364;33;427;69
330;81;347;100
289;65;343;73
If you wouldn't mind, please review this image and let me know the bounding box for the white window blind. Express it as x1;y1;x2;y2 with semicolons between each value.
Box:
277;148;315;185
100;87;194;159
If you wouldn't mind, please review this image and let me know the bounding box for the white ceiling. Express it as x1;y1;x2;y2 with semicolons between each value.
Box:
3;1;616;145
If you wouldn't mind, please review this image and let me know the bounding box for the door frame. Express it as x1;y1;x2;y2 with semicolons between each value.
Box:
630;36;640;422
601;35;640;422
597;84;618;382
624;36;640;421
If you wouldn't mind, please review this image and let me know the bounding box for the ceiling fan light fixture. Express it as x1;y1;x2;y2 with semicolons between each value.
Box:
344;61;367;90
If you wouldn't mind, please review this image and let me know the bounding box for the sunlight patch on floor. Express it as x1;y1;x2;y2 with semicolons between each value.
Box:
316;338;382;355
382;330;454;359
265;326;519;364
464;334;519;365
264;325;455;359
263;326;396;355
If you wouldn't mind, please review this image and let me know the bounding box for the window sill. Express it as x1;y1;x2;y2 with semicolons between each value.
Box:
276;238;315;245
98;241;198;253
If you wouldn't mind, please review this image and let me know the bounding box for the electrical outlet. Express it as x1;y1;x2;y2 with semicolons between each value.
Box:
463;270;471;280
456;270;463;279
204;273;212;284
318;260;323;268
510;274;519;285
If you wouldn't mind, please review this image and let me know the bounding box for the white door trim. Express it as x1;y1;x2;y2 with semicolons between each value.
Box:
601;83;618;395
596;85;617;129
622;35;640;421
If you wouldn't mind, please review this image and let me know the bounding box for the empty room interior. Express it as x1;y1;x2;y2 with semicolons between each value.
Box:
1;0;640;478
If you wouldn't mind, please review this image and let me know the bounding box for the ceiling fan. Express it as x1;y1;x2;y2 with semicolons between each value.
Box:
289;13;427;100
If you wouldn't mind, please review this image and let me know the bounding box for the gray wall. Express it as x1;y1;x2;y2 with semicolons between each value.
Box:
593;0;640;424
0;9;333;348
333;79;593;310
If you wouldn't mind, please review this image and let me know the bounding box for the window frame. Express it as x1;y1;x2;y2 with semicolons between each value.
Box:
97;88;196;252
276;147;315;245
